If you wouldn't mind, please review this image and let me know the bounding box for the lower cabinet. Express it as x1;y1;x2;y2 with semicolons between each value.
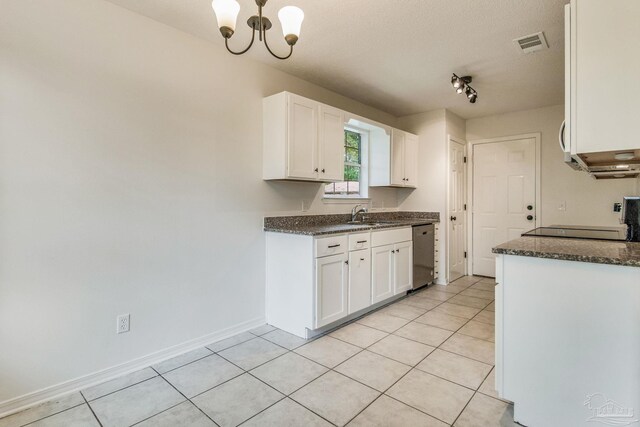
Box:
394;240;413;294
265;227;413;338
371;231;413;304
315;253;349;328
371;244;395;304
349;248;371;314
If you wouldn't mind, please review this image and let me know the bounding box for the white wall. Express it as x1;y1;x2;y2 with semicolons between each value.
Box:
0;0;401;404
466;105;638;227
396;109;466;284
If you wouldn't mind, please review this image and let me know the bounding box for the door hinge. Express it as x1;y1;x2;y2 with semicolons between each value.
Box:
463;156;467;163
464;251;467;258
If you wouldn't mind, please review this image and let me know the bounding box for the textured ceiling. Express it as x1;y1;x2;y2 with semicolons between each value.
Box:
104;0;567;119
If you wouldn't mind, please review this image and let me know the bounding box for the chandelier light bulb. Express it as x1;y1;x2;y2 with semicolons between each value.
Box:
279;6;304;44
211;0;240;33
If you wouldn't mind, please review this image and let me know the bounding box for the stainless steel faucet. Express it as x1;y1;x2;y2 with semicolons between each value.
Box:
351;204;368;222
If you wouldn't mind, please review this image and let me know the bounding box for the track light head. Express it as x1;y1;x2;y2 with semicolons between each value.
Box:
450;73;477;104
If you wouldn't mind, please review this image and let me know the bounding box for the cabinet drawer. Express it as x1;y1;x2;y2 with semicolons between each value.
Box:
371;227;412;247
349;232;371;251
315;235;348;258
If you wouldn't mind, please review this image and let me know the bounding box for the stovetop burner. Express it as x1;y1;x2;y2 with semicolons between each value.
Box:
522;226;627;241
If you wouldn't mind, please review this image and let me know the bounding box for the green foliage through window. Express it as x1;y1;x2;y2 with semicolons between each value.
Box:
325;129;363;195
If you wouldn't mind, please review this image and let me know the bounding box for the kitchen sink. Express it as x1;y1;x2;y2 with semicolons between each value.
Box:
345;220;399;226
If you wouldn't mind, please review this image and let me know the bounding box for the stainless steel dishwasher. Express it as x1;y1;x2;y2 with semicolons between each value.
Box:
412;224;435;290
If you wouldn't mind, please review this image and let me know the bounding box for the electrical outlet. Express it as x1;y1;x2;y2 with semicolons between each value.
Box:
117;314;130;334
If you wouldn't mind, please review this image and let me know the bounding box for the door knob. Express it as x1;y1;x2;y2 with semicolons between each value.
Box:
450;216;457;221
527;205;533;211
527;215;534;221
314;168;318;172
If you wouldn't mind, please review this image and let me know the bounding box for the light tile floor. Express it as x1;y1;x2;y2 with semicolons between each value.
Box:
0;276;520;427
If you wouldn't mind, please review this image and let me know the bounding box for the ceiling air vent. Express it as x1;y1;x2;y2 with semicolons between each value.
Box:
513;32;548;54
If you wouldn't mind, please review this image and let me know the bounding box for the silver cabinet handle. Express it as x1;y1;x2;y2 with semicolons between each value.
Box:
357;240;367;244
328;244;341;248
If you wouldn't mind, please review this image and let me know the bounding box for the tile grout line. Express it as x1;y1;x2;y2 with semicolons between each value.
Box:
80;391;103;427
338;278;498;425
16;401;87;427
148;366;222;427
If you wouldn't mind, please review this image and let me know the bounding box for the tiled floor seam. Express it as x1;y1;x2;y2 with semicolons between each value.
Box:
17;401;87;427
155;352;213;376
450;391;478;426
148;366;222;427
338;305;481;427
80;391;104;427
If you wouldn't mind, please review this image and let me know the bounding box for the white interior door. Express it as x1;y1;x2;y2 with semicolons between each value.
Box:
472;138;536;277
448;139;467;282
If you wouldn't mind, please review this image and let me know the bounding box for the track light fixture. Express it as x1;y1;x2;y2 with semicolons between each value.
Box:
211;0;304;60
451;74;478;104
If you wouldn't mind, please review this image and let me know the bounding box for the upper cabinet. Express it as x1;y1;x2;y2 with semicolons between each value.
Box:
370;128;418;188
392;130;418;188
263;91;419;188
566;0;640;158
263;92;344;182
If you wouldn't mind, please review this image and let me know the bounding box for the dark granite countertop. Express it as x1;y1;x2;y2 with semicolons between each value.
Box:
264;212;439;236
493;236;640;268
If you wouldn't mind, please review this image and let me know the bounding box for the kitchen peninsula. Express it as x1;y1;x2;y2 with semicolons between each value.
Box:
492;237;640;427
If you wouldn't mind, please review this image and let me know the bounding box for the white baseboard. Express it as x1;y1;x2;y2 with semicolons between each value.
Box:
0;317;266;418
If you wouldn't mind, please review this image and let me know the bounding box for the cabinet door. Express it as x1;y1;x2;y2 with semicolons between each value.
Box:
371;244;394;304
573;0;640;154
390;130;405;186
348;249;371;314
315;253;348;328
318;105;345;182
403;133;418;188
287;94;318;180
394;241;413;295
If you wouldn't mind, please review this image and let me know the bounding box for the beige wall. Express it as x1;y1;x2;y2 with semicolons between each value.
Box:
397;109;466;284
466;105;638;227
0;0;400;404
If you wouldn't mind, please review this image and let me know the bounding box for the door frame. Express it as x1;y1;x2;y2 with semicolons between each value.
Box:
466;133;541;275
447;136;468;282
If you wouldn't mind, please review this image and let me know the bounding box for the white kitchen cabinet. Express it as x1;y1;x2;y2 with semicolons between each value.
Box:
371;228;413;303
371;244;395;304
263;92;344;182
348;249;371;314
393;240;413;294
495;253;640;426
391;130;418;187
318;105;345;182
287;94;317;180
370;128;418;188
266;227;411;338
315;252;349;328
566;0;640;156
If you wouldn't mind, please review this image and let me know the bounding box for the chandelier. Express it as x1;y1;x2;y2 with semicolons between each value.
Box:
211;0;304;60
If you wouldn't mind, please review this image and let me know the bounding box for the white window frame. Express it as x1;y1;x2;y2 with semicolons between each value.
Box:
323;125;369;200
